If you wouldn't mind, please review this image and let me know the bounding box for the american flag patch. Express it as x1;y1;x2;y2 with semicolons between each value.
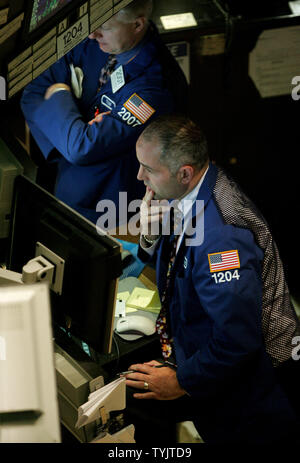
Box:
124;93;155;123
208;250;240;273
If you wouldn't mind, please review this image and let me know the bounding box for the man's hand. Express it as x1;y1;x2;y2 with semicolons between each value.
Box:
44;83;71;100
140;187;169;243
88;111;111;125
125;360;187;400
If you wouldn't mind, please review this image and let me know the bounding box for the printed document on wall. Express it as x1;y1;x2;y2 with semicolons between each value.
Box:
249;25;300;98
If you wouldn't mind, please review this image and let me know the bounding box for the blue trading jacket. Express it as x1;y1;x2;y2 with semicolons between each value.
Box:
152;163;300;443
21;26;188;223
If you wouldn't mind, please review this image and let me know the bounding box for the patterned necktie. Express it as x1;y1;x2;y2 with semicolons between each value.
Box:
98;54;117;91
156;209;181;359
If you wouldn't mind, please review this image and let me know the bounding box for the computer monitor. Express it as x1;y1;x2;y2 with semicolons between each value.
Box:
0;135;37;241
0;137;23;240
28;0;73;34
7;175;122;355
0;283;61;443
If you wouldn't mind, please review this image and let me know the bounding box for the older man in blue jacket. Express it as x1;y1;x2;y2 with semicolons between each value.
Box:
123;114;300;444
21;0;188;224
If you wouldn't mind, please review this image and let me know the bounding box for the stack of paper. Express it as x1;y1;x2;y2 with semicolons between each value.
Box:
117;287;161;314
75;377;126;429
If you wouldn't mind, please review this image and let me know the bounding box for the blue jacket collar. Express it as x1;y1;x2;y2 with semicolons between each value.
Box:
193;162;218;214
116;23;158;77
116;26;152;65
168;162;218;219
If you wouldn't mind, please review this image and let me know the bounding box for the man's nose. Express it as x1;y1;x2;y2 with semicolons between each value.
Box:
137;165;145;181
88;29;102;39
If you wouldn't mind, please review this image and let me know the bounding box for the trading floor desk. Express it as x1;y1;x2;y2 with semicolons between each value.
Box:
53;233;161;443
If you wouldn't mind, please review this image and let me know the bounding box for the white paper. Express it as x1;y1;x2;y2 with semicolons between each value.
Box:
76;377;126;429
289;1;300;14
249;25;300;98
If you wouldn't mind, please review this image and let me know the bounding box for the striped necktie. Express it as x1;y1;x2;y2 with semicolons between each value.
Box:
156;210;181;359
98;54;117;91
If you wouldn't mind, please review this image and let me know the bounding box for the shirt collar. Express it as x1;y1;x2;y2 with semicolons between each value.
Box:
115;28;150;66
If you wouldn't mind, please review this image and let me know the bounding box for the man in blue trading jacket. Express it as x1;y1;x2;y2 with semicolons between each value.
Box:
20;0;188;224
123;115;300;444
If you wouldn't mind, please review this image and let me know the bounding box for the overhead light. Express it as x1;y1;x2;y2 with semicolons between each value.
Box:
160;13;197;30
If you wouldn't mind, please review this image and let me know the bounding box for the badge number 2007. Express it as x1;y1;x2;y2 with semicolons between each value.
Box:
117;107;143;127
212;270;240;284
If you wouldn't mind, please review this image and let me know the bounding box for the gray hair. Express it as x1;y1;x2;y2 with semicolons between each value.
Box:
140;115;209;175
116;0;153;23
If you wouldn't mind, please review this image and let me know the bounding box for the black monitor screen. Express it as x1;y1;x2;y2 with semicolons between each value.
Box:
29;0;73;33
7;175;122;354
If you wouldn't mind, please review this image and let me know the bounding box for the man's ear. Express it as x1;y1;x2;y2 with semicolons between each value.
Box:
177;165;194;185
133;16;147;33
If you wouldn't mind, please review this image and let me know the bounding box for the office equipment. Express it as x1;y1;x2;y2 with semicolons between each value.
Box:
6;174;122;355
117;370;135;376
53;342;104;442
76;376;126;429
0;137;23;240
27;0;73;34
115;276;159;340
115;314;156;340
0;135;37;240
0;283;61;443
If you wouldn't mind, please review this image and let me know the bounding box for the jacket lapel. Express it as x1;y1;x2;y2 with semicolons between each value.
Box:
156;163;218;295
166;163;218;275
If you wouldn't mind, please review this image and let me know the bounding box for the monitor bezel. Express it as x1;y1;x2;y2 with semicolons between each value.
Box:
22;0;84;44
7;175;122;355
0;282;61;443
